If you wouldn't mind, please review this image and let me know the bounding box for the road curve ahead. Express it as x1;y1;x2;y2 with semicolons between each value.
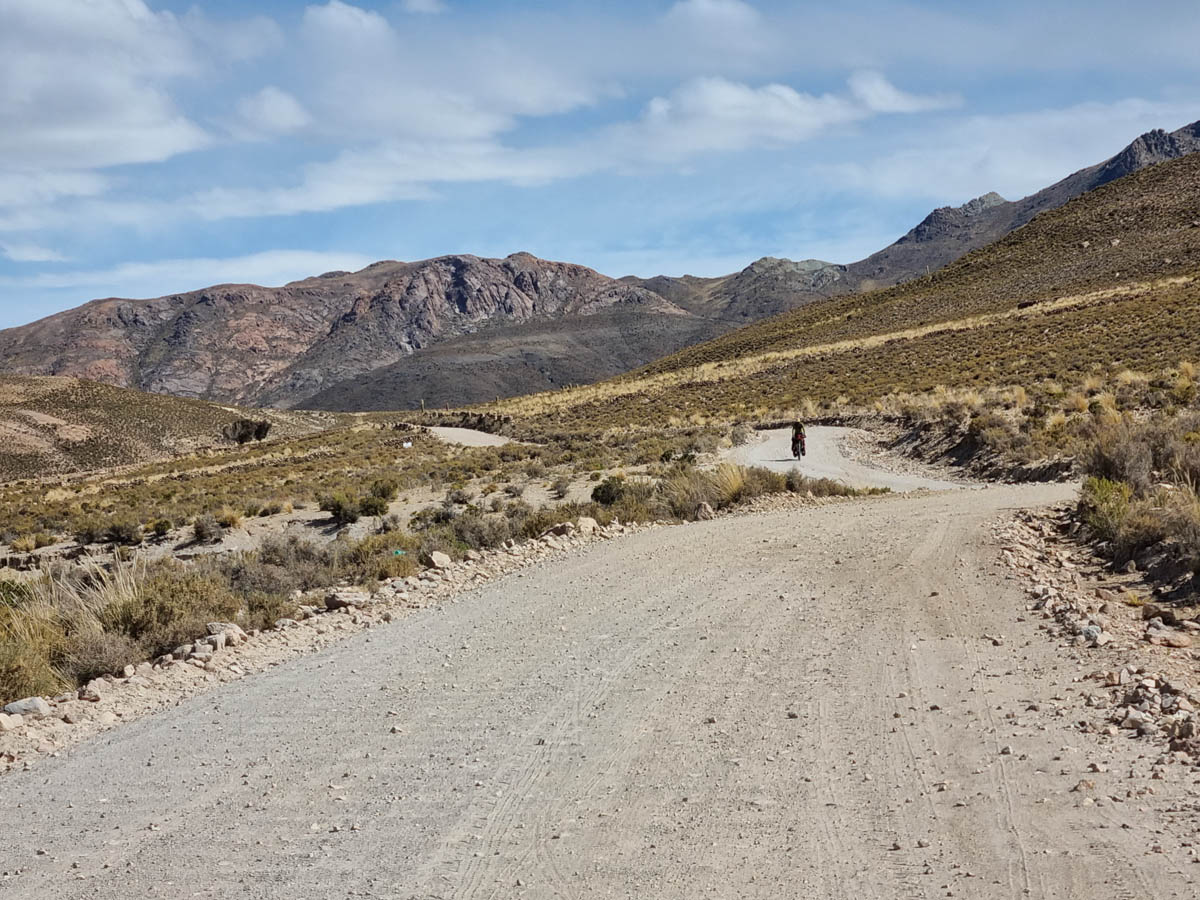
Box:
4;480;1193;900
729;426;962;492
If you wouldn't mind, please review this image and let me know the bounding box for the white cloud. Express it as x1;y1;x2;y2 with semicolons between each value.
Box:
184;72;952;220
295;2;514;140
0;250;375;297
0;171;108;209
0;0;211;171
181;7;284;62
0;241;67;263
848;71;959;114
622;78;864;159
825;98;1200;204
664;0;767;57
400;0;448;12
235;87;313;138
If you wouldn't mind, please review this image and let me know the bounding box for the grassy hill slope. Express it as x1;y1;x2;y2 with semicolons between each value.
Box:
490;153;1200;429
0;377;342;480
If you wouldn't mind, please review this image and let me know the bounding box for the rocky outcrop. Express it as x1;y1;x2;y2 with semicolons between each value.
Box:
847;118;1200;289
0;253;692;408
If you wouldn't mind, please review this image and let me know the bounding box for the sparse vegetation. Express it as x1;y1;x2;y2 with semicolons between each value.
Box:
1075;411;1200;577
192;514;224;544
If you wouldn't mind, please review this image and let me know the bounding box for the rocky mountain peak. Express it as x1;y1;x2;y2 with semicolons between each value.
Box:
1093;120;1200;188
960;192;1008;216
899;191;1014;245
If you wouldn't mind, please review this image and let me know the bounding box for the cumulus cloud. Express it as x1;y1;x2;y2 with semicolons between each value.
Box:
623;78;864;159
183;72;956;220
0;0;212;171
293;1;598;140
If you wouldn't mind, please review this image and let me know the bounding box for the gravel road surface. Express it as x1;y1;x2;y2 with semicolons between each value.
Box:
6;470;1197;898
729;426;962;492
428;427;510;447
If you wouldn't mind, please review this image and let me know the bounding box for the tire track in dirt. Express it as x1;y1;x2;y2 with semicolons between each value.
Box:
6;480;1197;899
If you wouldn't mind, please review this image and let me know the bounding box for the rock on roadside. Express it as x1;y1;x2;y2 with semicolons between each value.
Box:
3;697;52;719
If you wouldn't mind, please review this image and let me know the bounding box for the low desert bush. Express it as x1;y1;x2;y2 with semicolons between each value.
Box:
1084;424;1152;495
319;493;360;526
104;519;143;546
1079;476;1132;544
370;478;399;501
358;495;390;517
192;514;224;544
75;519;105;546
785;470;861;497
10;535;36;553
591;475;626;506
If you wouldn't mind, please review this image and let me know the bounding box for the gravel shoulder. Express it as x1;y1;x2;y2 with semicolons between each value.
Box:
728;426;963;492
5;476;1198;899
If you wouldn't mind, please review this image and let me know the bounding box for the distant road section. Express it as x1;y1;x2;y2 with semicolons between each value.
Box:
427;426;511;447
728;426;962;492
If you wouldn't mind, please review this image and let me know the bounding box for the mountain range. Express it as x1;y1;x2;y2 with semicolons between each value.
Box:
1;119;1197;411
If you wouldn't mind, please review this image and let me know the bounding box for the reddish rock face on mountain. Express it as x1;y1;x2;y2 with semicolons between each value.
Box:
0;252;691;407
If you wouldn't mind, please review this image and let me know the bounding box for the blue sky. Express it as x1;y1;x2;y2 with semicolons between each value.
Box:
0;0;1198;327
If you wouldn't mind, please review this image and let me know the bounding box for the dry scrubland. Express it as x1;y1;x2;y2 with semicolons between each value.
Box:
474;153;1200;601
0;376;343;480
5;153;1200;709
0;415;867;704
491;152;1200;429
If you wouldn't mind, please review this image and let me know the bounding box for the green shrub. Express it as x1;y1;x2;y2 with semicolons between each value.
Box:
192;514;224;544
150;519;173;538
104;519;143;546
369;478;399;501
591;475;626;506
1079;476;1132;543
359;494;390;517
75;519;105;545
101;567;241;656
319;493;360;526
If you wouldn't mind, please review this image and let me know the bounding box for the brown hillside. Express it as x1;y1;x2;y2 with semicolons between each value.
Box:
492;152;1200;429
0;376;340;481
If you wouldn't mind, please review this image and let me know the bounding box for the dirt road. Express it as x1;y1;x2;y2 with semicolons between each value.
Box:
429;426;510;447
4;478;1196;897
729;426;962;492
